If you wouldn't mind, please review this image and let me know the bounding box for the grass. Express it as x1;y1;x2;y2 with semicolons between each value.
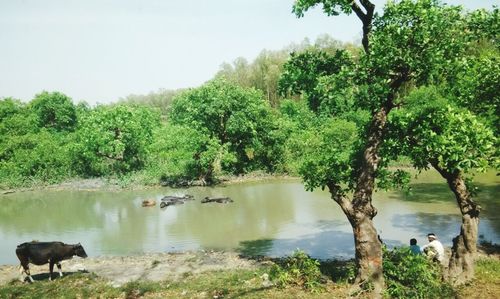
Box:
0;257;498;299
456;258;500;299
0;267;349;299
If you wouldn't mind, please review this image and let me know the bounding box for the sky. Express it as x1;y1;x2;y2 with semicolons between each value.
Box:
0;0;498;105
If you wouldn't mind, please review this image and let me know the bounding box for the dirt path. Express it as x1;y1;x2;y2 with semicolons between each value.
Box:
0;251;260;287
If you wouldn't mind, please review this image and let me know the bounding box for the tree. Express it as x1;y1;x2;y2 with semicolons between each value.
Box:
0;129;73;187
29;91;77;131
386;8;500;284
169;78;278;178
216;51;288;107
215;34;354;108
146;123;235;186
387;87;497;284
278;49;354;113
0;98;69;187
447;8;500;135
0;97;23;122
291;0;469;294
118;88;185;116
73;105;160;176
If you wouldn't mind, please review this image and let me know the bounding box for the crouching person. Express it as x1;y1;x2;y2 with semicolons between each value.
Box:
421;233;445;265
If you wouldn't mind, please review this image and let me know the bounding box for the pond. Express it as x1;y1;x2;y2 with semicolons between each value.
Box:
0;170;498;265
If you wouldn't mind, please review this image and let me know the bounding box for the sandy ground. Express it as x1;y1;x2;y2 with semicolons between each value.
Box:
0;251;261;287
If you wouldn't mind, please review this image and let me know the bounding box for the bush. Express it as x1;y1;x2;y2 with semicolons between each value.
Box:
0;130;74;188
269;249;324;292
383;247;454;298
73;104;160;176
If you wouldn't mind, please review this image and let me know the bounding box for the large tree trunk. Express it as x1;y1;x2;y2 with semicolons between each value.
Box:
352;214;384;294
327;107;390;297
329;186;384;297
432;163;480;285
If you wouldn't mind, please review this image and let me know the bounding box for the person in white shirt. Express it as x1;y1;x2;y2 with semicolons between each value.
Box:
421;233;445;264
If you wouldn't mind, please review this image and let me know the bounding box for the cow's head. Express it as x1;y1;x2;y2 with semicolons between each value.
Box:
73;243;88;258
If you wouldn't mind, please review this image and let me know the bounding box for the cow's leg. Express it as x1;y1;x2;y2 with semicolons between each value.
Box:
57;262;63;277
19;263;33;283
49;260;54;281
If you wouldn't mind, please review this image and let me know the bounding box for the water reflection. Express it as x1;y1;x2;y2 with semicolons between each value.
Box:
238;228;356;260
0;171;498;265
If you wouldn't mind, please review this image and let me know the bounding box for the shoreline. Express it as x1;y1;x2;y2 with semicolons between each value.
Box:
1;173;299;194
0;250;264;287
2;245;498;286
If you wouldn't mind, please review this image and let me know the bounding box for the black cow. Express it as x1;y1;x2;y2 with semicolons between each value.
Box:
15;241;88;282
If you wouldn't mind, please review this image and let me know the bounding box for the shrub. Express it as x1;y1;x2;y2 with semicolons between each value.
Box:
269;249;324;292
383;247;454;298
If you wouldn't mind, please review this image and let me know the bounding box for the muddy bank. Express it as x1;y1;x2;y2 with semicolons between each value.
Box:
1;173;297;194
0;251;263;287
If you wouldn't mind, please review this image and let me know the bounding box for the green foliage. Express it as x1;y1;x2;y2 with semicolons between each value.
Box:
278;49;354;113
0;100;37;136
269;250;324;292
169;78;279;175
0;97;23;122
388;87;497;174
0;97;75;188
118;88;185;116
146;123;235;185
293;0;354;18
278;49;350;96
370;0;467;85
29;91;77;131
278;99;317;130
450;52;500;134
216;34;355;107
277;100;317;174
0;130;73;188
73;104;160;176
217;51;286;107
282;0;479;194
466;8;499;50
383;247;454;298
376;169;411;192
296;118;360;192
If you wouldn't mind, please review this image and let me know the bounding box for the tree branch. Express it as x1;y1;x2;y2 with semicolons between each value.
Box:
327;181;353;215
351;0;375;53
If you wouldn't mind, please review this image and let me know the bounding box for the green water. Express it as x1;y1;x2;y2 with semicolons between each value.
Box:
1;170;498;265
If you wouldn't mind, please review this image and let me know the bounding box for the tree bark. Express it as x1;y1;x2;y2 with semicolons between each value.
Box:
432;163;480;285
328;186;384;297
326;107;390;297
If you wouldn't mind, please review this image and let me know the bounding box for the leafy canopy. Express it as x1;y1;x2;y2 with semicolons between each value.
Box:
169;78;277;174
29;91;77;131
74;105;160;176
387;87;498;174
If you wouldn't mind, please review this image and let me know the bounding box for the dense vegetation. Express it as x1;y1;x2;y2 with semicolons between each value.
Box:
0;0;498;296
0;35;355;189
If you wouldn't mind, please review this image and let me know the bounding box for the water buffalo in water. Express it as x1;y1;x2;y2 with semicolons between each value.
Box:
16;241;88;282
201;196;233;204
160;194;194;208
161;194;194;202
141;199;157;207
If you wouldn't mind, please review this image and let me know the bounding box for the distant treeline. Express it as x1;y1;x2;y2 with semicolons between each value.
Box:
118;35;359;111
